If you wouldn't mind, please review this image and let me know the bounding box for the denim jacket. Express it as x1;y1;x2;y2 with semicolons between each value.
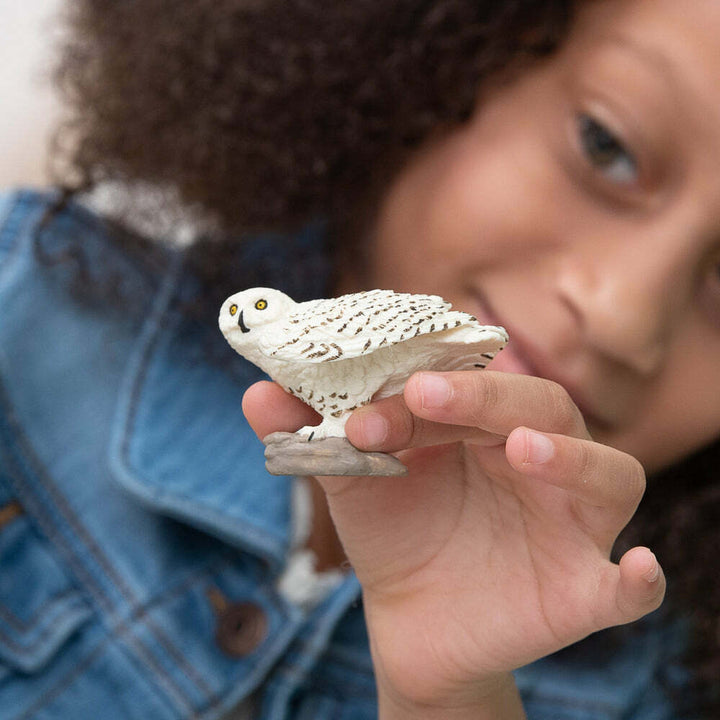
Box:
0;190;688;719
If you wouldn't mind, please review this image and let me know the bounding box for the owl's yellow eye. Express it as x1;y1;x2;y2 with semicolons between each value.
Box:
229;304;238;316
255;299;268;311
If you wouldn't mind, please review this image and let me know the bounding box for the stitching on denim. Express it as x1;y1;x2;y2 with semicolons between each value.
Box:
0;411;114;614
114;245;185;475
117;555;237;704
0;376;201;714
0;589;78;632
0;207;326;716
263;579;373;707
13;629;205;720
9;554;239;719
13;634;114;720
0;250;234;713
0;380;138;609
0;604;88;659
0;199;225;713
0;591;86;643
196;588;307;719
111;266;290;566
105;251;230;701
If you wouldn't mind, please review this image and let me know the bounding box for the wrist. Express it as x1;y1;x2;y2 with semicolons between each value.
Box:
377;672;526;720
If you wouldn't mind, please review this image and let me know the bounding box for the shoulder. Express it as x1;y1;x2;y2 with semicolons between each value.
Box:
0;188;54;265
0;187;172;315
0;187;104;252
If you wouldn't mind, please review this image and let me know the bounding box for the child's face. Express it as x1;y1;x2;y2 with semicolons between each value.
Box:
368;0;720;473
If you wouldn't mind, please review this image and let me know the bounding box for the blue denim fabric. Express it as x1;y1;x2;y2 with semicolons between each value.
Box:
0;190;688;719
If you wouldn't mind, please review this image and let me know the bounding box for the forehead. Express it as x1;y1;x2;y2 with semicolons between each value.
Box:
557;0;720;162
567;0;720;101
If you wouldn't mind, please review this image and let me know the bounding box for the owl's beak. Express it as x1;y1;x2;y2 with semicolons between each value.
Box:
238;310;250;333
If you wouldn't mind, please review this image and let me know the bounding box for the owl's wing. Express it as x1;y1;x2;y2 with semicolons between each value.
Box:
257;289;484;363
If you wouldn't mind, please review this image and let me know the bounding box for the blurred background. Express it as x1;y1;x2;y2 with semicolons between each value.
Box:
0;0;63;189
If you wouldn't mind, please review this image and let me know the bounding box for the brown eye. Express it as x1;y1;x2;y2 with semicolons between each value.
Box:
229;304;238;316
255;299;268;310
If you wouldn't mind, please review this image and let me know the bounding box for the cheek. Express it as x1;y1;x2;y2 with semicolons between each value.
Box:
602;345;720;473
369;138;526;290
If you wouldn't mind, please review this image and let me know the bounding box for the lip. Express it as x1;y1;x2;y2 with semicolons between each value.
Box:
466;289;612;430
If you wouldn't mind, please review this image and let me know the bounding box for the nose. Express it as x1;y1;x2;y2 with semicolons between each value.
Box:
556;237;685;375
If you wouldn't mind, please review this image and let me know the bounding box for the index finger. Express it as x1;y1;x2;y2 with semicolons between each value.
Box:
347;371;589;453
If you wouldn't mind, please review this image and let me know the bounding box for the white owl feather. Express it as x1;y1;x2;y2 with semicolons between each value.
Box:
219;287;508;439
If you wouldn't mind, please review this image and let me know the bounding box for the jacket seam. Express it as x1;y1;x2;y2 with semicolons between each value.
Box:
0;602;88;658
108;254;290;568
0;204;239;711
0;588;79;632
8;554;251;719
0;318;218;715
12;634;115;720
0;424;192;716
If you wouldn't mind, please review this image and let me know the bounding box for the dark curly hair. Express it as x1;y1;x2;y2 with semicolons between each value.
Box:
47;0;719;715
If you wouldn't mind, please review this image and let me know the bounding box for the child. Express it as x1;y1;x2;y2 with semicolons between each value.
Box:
1;0;717;717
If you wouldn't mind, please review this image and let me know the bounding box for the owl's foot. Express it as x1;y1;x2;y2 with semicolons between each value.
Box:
296;415;349;441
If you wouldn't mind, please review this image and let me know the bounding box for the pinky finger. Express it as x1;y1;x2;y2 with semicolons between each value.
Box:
597;546;666;629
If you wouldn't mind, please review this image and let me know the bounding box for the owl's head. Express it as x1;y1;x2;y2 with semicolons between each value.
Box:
218;287;294;344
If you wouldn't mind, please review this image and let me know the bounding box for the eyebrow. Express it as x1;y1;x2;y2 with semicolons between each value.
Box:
598;30;720;164
603;31;720;137
600;33;679;88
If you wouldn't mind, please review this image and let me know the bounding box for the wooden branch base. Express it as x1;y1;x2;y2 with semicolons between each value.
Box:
263;432;408;477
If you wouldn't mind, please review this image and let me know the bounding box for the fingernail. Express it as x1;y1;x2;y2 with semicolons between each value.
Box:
419;373;451;409
642;553;660;583
357;411;389;448
524;429;555;464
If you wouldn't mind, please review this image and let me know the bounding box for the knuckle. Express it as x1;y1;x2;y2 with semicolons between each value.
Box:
467;373;500;425
407;409;427;447
624;454;647;505
573;440;597;480
543;380;585;433
543;379;572;411
385;398;417;448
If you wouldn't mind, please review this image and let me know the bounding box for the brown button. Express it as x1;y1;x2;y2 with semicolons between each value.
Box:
0;500;23;530
214;601;268;657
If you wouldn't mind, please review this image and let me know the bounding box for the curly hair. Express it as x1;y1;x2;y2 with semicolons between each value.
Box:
48;0;719;715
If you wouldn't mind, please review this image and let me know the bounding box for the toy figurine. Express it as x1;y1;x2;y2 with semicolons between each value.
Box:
219;287;508;475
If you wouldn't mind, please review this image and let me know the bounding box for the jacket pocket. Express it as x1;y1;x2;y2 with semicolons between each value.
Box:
0;497;92;675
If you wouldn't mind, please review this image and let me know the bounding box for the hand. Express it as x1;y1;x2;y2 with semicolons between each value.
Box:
243;371;665;716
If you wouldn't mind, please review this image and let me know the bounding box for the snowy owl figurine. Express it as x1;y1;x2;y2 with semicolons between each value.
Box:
219;287;508;441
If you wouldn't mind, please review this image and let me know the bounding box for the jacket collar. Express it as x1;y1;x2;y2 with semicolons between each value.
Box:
109;228;331;571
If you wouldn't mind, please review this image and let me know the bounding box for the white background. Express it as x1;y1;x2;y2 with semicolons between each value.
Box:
0;0;63;188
